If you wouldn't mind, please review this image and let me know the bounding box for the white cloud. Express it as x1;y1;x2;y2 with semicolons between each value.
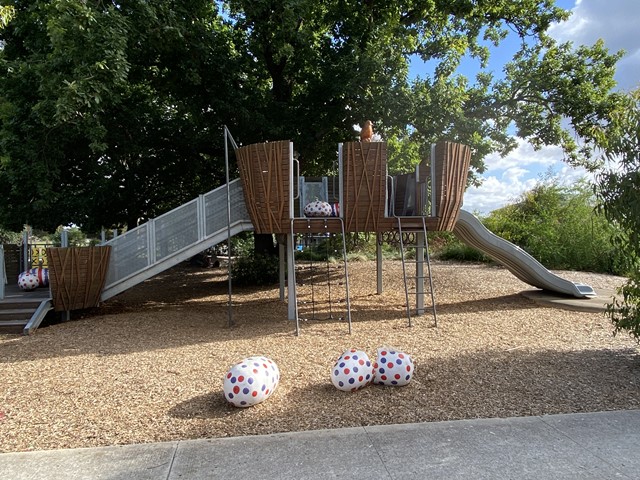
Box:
615;49;640;91
463;174;536;215
462;139;589;215
482;139;562;170
548;0;640;90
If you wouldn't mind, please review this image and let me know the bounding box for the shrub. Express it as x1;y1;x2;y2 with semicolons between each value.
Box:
0;227;21;244
608;275;640;340
595;88;640;340
51;226;87;247
482;177;624;274
229;231;254;257
435;238;491;263
231;254;279;286
429;231;491;263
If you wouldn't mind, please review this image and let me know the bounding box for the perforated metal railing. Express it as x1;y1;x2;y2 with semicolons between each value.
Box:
101;178;252;300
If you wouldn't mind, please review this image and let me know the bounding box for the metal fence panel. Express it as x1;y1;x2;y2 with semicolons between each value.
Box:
154;200;199;262
104;179;250;288
204;178;248;235
104;224;149;285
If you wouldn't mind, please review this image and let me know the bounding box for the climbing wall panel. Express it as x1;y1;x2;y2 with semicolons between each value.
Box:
47;246;111;312
342;142;387;233
433;141;472;231
236;141;291;234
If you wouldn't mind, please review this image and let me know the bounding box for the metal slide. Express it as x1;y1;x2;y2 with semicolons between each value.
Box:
453;210;596;298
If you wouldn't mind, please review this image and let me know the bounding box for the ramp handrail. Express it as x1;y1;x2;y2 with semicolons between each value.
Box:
101;178;251;298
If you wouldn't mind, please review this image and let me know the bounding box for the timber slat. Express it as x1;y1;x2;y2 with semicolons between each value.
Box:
234;139;469;236
236;140;291;234
342;142;386;233
47;246;111;312
434;141;471;231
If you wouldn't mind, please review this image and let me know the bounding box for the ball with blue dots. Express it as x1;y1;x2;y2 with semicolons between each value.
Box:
373;347;414;386
223;356;280;407
330;349;374;392
304;200;333;217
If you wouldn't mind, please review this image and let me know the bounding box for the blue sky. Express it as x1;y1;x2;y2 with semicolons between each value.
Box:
409;0;640;215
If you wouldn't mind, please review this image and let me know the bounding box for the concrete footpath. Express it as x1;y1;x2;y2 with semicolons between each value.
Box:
1;410;639;480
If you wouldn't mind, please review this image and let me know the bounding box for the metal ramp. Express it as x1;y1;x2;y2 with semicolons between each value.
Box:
101;178;254;301
396;216;437;327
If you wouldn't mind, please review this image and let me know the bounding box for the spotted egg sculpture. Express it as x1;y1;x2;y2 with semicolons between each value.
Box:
223;356;280;408
331;349;374;392
373;347;414;386
304;200;333;217
18;271;40;291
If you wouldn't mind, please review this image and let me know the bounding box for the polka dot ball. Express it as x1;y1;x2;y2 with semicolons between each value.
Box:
304;200;333;217
223;356;280;408
18;272;40;291
373;346;414;386
330;349;374;392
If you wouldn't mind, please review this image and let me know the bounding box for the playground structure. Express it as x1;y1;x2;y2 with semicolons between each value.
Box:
234;138;473;334
0;127;597;335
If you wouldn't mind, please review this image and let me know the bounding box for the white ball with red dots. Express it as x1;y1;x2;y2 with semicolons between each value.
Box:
18;272;40;291
304;200;333;217
373;347;414;386
331;349;374;392
223;356;280;408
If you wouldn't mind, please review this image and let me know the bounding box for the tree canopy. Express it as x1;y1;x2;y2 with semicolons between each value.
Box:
0;0;627;232
1;0;242;230
595;89;640;340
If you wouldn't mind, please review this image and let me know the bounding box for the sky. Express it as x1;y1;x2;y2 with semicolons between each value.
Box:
414;0;640;215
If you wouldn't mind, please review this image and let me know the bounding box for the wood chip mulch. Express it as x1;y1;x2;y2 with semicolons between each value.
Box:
1;260;638;453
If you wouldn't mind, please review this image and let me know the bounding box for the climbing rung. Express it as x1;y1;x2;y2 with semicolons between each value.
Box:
395;215;438;328
407;290;434;296
406;278;433;284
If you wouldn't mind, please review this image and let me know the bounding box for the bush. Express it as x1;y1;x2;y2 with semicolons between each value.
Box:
482;177;625;274
595;88;640;340
229;231;254;257
231;254;279;286
429;231;491;263
0;227;21;244
51;226;88;247
435;238;491;262
608;274;640;340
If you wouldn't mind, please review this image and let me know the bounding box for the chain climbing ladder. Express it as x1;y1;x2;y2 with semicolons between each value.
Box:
290;218;352;335
396;216;437;327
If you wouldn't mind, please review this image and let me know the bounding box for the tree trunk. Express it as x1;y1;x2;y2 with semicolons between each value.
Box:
254;233;277;256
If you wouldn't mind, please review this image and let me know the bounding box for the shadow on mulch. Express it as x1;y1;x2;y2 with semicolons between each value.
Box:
167;348;640;427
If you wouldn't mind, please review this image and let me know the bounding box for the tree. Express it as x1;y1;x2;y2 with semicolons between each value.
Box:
0;0;628;239
0;0;242;231
222;1;624;179
594;89;640;340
